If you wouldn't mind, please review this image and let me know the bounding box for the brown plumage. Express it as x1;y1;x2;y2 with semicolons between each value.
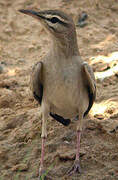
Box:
19;9;96;178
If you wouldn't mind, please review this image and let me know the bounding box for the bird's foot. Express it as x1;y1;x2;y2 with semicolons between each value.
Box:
67;160;81;176
39;169;46;180
39;169;52;180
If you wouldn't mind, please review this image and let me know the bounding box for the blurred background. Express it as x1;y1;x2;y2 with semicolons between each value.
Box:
0;0;118;179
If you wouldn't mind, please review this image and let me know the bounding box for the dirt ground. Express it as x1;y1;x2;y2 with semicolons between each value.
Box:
0;0;118;179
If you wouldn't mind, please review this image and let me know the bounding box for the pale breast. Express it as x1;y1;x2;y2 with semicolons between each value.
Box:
43;62;82;118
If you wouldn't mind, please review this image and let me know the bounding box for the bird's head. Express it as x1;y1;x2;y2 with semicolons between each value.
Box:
19;9;76;40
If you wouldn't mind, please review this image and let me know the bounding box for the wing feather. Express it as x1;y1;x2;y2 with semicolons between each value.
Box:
82;62;96;116
30;61;70;126
30;62;43;105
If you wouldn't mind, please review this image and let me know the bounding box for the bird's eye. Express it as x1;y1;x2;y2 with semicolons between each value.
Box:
50;17;59;24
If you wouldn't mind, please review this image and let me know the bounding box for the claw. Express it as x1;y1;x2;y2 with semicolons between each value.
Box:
39;169;52;180
67;160;81;176
39;169;47;180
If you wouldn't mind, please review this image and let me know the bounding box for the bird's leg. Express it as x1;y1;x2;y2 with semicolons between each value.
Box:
40;137;46;172
68;112;83;175
39;110;42;120
39;108;48;178
75;130;81;170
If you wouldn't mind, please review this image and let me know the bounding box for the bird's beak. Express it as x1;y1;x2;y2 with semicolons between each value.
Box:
19;9;52;34
19;9;43;20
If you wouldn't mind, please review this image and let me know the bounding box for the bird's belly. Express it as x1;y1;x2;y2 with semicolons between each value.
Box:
51;105;78;119
43;62;84;118
46;79;79;118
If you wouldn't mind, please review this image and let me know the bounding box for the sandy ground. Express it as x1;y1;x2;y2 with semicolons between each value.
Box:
0;0;118;179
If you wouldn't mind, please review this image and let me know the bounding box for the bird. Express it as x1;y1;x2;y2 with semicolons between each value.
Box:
19;9;96;178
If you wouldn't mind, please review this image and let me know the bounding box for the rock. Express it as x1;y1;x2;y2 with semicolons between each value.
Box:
106;108;114;114
110;113;118;119
1;61;7;65
11;163;28;171
76;12;88;28
0;150;8;160
94;114;104;120
58;151;85;161
0;79;18;89
0;65;4;74
0;89;17;108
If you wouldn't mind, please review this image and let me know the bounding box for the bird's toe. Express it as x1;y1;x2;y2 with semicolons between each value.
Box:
39;169;52;180
39;169;46;180
67;160;82;176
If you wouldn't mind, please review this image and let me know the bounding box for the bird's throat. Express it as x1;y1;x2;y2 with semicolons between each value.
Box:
52;36;79;58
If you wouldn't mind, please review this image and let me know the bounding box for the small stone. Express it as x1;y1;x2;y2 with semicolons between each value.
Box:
18;59;25;64
11;163;28;171
4;27;12;35
0;65;4;74
110;113;118;119
64;140;70;144
0;150;7;160
1;61;7;65
94;114;104;120
99;64;109;72
106;108;114;114
28;44;35;51
76;12;88;28
58;151;85;162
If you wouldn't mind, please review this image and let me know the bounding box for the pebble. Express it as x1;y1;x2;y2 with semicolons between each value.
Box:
76;12;88;28
94;114;104;120
11;163;28;171
110;113;118;119
0;65;4;74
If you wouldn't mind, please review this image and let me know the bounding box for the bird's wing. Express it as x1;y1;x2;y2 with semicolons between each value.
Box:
30;61;43;105
82;62;96;116
30;61;71;126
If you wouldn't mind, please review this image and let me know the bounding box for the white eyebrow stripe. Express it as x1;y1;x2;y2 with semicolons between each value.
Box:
45;14;67;23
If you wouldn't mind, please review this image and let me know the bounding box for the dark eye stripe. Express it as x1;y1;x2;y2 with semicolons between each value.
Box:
38;14;68;26
53;18;67;25
48;17;68;27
